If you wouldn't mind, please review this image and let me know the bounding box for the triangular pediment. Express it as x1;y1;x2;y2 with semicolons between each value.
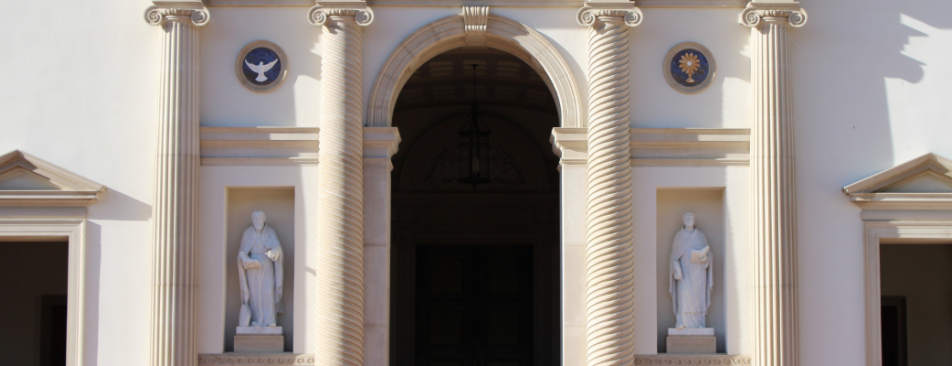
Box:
0;150;105;207
843;153;952;194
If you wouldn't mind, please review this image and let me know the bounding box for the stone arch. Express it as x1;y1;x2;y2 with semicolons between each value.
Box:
366;13;584;128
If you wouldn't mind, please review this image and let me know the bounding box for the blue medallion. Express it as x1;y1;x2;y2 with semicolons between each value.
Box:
242;47;282;86
669;48;710;88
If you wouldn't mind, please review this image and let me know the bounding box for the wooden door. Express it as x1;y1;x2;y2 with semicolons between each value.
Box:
416;245;534;366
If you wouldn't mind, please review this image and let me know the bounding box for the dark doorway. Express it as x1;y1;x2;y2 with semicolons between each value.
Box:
881;296;907;366
390;47;560;366
880;244;952;366
0;241;69;366
416;245;534;366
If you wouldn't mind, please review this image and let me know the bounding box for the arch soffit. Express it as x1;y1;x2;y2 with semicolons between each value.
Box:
367;14;583;128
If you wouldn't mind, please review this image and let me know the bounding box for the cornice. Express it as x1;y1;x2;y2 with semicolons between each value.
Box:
308;1;374;26
577;1;643;27
739;1;807;28
199;126;320;166
144;1;210;26
0;150;105;208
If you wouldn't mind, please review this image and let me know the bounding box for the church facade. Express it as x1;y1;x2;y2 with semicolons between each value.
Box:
2;0;951;365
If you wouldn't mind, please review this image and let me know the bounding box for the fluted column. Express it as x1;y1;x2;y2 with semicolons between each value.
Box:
144;3;208;366
576;3;641;366
739;2;807;366
308;3;374;365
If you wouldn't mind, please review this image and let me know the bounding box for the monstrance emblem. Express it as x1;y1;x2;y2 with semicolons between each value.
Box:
679;53;700;84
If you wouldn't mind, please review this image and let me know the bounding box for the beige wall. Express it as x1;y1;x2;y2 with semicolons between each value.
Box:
0;241;68;365
656;188;726;353
225;188;296;352
880;244;952;365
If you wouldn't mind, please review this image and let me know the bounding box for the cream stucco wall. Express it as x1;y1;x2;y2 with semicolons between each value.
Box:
0;0;951;365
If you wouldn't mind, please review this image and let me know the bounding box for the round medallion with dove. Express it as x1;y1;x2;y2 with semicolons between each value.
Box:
663;42;716;94
235;41;289;93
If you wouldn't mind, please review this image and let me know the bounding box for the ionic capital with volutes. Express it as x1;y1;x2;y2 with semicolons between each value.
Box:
576;0;642;27
308;1;374;27
739;1;807;28
144;1;209;26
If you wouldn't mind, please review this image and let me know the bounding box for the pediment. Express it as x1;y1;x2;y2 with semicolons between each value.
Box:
843;153;952;210
0;150;105;207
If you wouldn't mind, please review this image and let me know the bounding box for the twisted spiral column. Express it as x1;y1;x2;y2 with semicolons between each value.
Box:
144;5;208;366
309;5;373;366
740;3;807;366
577;6;641;366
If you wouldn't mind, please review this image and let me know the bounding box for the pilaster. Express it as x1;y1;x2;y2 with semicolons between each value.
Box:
308;1;373;365
143;1;209;365
739;2;807;366
362;127;400;366
576;2;641;365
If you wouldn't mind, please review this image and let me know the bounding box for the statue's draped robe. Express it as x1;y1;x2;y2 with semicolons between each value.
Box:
669;228;713;328
237;225;284;327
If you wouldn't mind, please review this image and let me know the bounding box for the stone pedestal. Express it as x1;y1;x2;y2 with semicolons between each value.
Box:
235;326;284;353
666;328;715;354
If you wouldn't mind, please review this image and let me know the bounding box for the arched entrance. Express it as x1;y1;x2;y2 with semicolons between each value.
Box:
389;47;561;365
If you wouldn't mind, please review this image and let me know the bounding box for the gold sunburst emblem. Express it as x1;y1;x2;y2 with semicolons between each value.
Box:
678;52;701;84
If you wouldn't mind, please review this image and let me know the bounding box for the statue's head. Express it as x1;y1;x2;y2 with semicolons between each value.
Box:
683;212;695;229
252;210;267;231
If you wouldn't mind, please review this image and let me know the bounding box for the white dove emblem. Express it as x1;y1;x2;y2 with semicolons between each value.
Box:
245;58;278;82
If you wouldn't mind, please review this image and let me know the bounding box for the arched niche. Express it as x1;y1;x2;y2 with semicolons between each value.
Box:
366;14;584;128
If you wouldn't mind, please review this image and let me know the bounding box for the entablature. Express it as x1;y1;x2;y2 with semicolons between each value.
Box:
550;127;750;169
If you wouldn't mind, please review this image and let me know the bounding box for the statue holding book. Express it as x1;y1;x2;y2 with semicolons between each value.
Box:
669;212;713;329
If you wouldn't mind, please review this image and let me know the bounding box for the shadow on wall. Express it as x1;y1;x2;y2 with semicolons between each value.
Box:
796;0;952;184
83;221;101;366
794;1;952;364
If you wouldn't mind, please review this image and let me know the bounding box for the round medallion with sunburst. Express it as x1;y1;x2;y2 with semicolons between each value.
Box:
664;42;716;94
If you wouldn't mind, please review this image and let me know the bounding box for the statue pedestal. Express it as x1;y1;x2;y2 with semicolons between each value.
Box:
666;328;715;354
235;326;284;353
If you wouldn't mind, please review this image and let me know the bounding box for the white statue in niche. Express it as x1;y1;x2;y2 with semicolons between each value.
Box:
669;212;713;329
237;210;284;328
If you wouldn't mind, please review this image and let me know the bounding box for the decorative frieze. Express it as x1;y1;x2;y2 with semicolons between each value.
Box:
577;1;641;365
634;355;752;365
740;2;807;366
198;354;314;366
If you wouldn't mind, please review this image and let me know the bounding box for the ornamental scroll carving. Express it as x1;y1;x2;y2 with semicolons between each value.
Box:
462;6;489;33
144;6;210;26
576;7;642;27
739;3;807;28
308;6;374;26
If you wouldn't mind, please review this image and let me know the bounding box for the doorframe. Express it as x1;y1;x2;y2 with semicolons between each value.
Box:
863;221;952;366
0;215;88;366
